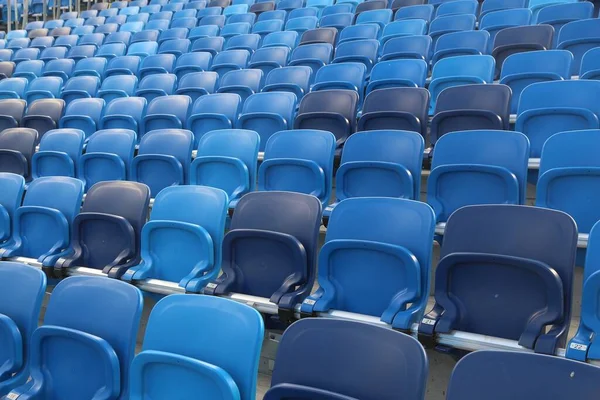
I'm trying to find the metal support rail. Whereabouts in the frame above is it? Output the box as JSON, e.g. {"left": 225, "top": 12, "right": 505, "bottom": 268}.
{"left": 7, "top": 255, "right": 600, "bottom": 366}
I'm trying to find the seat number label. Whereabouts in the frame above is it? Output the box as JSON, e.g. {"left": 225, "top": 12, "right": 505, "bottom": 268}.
{"left": 421, "top": 318, "right": 436, "bottom": 326}
{"left": 569, "top": 343, "right": 588, "bottom": 351}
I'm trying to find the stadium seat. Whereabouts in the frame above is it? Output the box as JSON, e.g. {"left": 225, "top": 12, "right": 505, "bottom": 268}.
{"left": 189, "top": 26, "right": 221, "bottom": 43}
{"left": 217, "top": 69, "right": 263, "bottom": 102}
{"left": 428, "top": 55, "right": 495, "bottom": 113}
{"left": 264, "top": 319, "right": 428, "bottom": 400}
{"left": 380, "top": 19, "right": 427, "bottom": 49}
{"left": 174, "top": 52, "right": 212, "bottom": 80}
{"left": 0, "top": 128, "right": 37, "bottom": 179}
{"left": 517, "top": 80, "right": 600, "bottom": 159}
{"left": 73, "top": 26, "right": 96, "bottom": 36}
{"left": 295, "top": 89, "right": 358, "bottom": 149}
{"left": 432, "top": 30, "right": 489, "bottom": 65}
{"left": 299, "top": 27, "right": 337, "bottom": 46}
{"left": 138, "top": 53, "right": 176, "bottom": 79}
{"left": 0, "top": 78, "right": 28, "bottom": 99}
{"left": 436, "top": 0, "right": 477, "bottom": 16}
{"left": 141, "top": 95, "right": 191, "bottom": 137}
{"left": 332, "top": 39, "right": 378, "bottom": 74}
{"left": 174, "top": 9, "right": 198, "bottom": 19}
{"left": 252, "top": 19, "right": 284, "bottom": 40}
{"left": 581, "top": 47, "right": 600, "bottom": 80}
{"left": 225, "top": 33, "right": 262, "bottom": 53}
{"left": 174, "top": 71, "right": 218, "bottom": 103}
{"left": 288, "top": 7, "right": 319, "bottom": 20}
{"left": 395, "top": 4, "right": 434, "bottom": 23}
{"left": 0, "top": 61, "right": 15, "bottom": 80}
{"left": 12, "top": 48, "right": 41, "bottom": 65}
{"left": 479, "top": 0, "right": 525, "bottom": 19}
{"left": 127, "top": 40, "right": 159, "bottom": 59}
{"left": 356, "top": 10, "right": 393, "bottom": 32}
{"left": 42, "top": 59, "right": 75, "bottom": 82}
{"left": 262, "top": 31, "right": 298, "bottom": 50}
{"left": 96, "top": 42, "right": 127, "bottom": 59}
{"left": 58, "top": 97, "right": 104, "bottom": 139}
{"left": 304, "top": 196, "right": 433, "bottom": 330}
{"left": 209, "top": 49, "right": 250, "bottom": 77}
{"left": 106, "top": 55, "right": 142, "bottom": 77}
{"left": 197, "top": 7, "right": 224, "bottom": 19}
{"left": 23, "top": 75, "right": 64, "bottom": 104}
{"left": 557, "top": 19, "right": 600, "bottom": 76}
{"left": 131, "top": 30, "right": 160, "bottom": 45}
{"left": 228, "top": 12, "right": 257, "bottom": 25}
{"left": 249, "top": 0, "right": 275, "bottom": 15}
{"left": 312, "top": 62, "right": 366, "bottom": 105}
{"left": 262, "top": 65, "right": 312, "bottom": 101}
{"left": 191, "top": 36, "right": 225, "bottom": 55}
{"left": 220, "top": 22, "right": 252, "bottom": 42}
{"left": 105, "top": 31, "right": 132, "bottom": 46}
{"left": 391, "top": 0, "right": 426, "bottom": 13}
{"left": 135, "top": 73, "right": 177, "bottom": 103}
{"left": 205, "top": 191, "right": 322, "bottom": 317}
{"left": 29, "top": 36, "right": 55, "bottom": 51}
{"left": 380, "top": 35, "right": 432, "bottom": 63}
{"left": 190, "top": 129, "right": 260, "bottom": 206}
{"left": 129, "top": 295, "right": 263, "bottom": 399}
{"left": 0, "top": 99, "right": 25, "bottom": 132}
{"left": 288, "top": 42, "right": 332, "bottom": 78}
{"left": 0, "top": 176, "right": 83, "bottom": 265}
{"left": 0, "top": 262, "right": 45, "bottom": 398}
{"left": 31, "top": 128, "right": 83, "bottom": 179}
{"left": 199, "top": 14, "right": 227, "bottom": 28}
{"left": 366, "top": 59, "right": 428, "bottom": 95}
{"left": 338, "top": 23, "right": 380, "bottom": 44}
{"left": 187, "top": 93, "right": 243, "bottom": 147}
{"left": 130, "top": 129, "right": 194, "bottom": 196}
{"left": 6, "top": 276, "right": 142, "bottom": 399}
{"left": 100, "top": 96, "right": 147, "bottom": 133}
{"left": 42, "top": 43, "right": 72, "bottom": 60}
{"left": 7, "top": 38, "right": 30, "bottom": 51}
{"left": 68, "top": 44, "right": 97, "bottom": 62}
{"left": 0, "top": 49, "right": 12, "bottom": 63}
{"left": 22, "top": 99, "right": 65, "bottom": 142}
{"left": 78, "top": 33, "right": 105, "bottom": 48}
{"left": 319, "top": 13, "right": 353, "bottom": 33}
{"left": 358, "top": 87, "right": 429, "bottom": 136}
{"left": 97, "top": 75, "right": 138, "bottom": 104}
{"left": 236, "top": 92, "right": 297, "bottom": 151}
{"left": 419, "top": 204, "right": 576, "bottom": 354}
{"left": 427, "top": 130, "right": 528, "bottom": 222}
{"left": 259, "top": 129, "right": 335, "bottom": 205}
{"left": 248, "top": 46, "right": 289, "bottom": 79}
{"left": 428, "top": 14, "right": 476, "bottom": 57}
{"left": 258, "top": 9, "right": 287, "bottom": 21}
{"left": 60, "top": 76, "right": 101, "bottom": 105}
{"left": 430, "top": 84, "right": 512, "bottom": 146}
{"left": 538, "top": 2, "right": 593, "bottom": 48}
{"left": 278, "top": 0, "right": 304, "bottom": 12}
{"left": 157, "top": 27, "right": 188, "bottom": 45}
{"left": 448, "top": 350, "right": 600, "bottom": 399}
{"left": 73, "top": 57, "right": 107, "bottom": 79}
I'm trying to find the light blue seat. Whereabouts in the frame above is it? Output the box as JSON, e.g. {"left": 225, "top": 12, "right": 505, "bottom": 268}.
{"left": 516, "top": 80, "right": 600, "bottom": 159}
{"left": 139, "top": 53, "right": 176, "bottom": 79}
{"left": 157, "top": 27, "right": 189, "bottom": 45}
{"left": 436, "top": 0, "right": 477, "bottom": 17}
{"left": 101, "top": 96, "right": 146, "bottom": 134}
{"left": 106, "top": 55, "right": 142, "bottom": 77}
{"left": 217, "top": 69, "right": 263, "bottom": 103}
{"left": 366, "top": 59, "right": 428, "bottom": 95}
{"left": 288, "top": 7, "right": 319, "bottom": 20}
{"left": 356, "top": 8, "right": 393, "bottom": 30}
{"left": 247, "top": 46, "right": 288, "bottom": 81}
{"left": 24, "top": 76, "right": 64, "bottom": 103}
{"left": 96, "top": 42, "right": 127, "bottom": 59}
{"left": 288, "top": 42, "right": 332, "bottom": 78}
{"left": 427, "top": 130, "right": 529, "bottom": 223}
{"left": 252, "top": 19, "right": 284, "bottom": 40}
{"left": 173, "top": 9, "right": 198, "bottom": 19}
{"left": 31, "top": 128, "right": 84, "bottom": 178}
{"left": 120, "top": 21, "right": 146, "bottom": 34}
{"left": 312, "top": 62, "right": 366, "bottom": 106}
{"left": 129, "top": 295, "right": 263, "bottom": 400}
{"left": 0, "top": 262, "right": 46, "bottom": 398}
{"left": 12, "top": 60, "right": 44, "bottom": 83}
{"left": 191, "top": 36, "right": 225, "bottom": 56}
{"left": 60, "top": 75, "right": 101, "bottom": 106}
{"left": 225, "top": 33, "right": 261, "bottom": 53}
{"left": 262, "top": 65, "right": 312, "bottom": 101}
{"left": 0, "top": 78, "right": 28, "bottom": 99}
{"left": 538, "top": 1, "right": 593, "bottom": 47}
{"left": 225, "top": 3, "right": 250, "bottom": 16}
{"left": 338, "top": 23, "right": 380, "bottom": 44}
{"left": 428, "top": 55, "right": 495, "bottom": 113}
{"left": 67, "top": 44, "right": 97, "bottom": 62}
{"left": 122, "top": 186, "right": 227, "bottom": 291}
{"left": 78, "top": 33, "right": 105, "bottom": 48}
{"left": 431, "top": 30, "right": 490, "bottom": 65}
{"left": 557, "top": 18, "right": 600, "bottom": 76}
{"left": 42, "top": 58, "right": 76, "bottom": 82}
{"left": 5, "top": 276, "right": 143, "bottom": 400}
{"left": 190, "top": 26, "right": 222, "bottom": 42}
{"left": 210, "top": 49, "right": 250, "bottom": 77}
{"left": 380, "top": 35, "right": 432, "bottom": 63}
{"left": 58, "top": 97, "right": 104, "bottom": 139}
{"left": 174, "top": 52, "right": 213, "bottom": 80}
{"left": 306, "top": 0, "right": 334, "bottom": 15}
{"left": 259, "top": 129, "right": 335, "bottom": 206}
{"left": 12, "top": 48, "right": 40, "bottom": 65}
{"left": 49, "top": 36, "right": 77, "bottom": 52}
{"left": 186, "top": 93, "right": 243, "bottom": 147}
{"left": 257, "top": 9, "right": 287, "bottom": 22}
{"left": 380, "top": 19, "right": 427, "bottom": 49}
{"left": 395, "top": 4, "right": 435, "bottom": 23}
{"left": 303, "top": 196, "right": 434, "bottom": 330}
{"left": 98, "top": 75, "right": 138, "bottom": 104}
{"left": 236, "top": 92, "right": 297, "bottom": 151}
{"left": 480, "top": 8, "right": 532, "bottom": 54}
{"left": 29, "top": 36, "right": 54, "bottom": 51}
{"left": 581, "top": 47, "right": 600, "bottom": 80}
{"left": 175, "top": 71, "right": 218, "bottom": 103}
{"left": 142, "top": 95, "right": 191, "bottom": 137}
{"left": 131, "top": 29, "right": 160, "bottom": 44}
{"left": 319, "top": 13, "right": 353, "bottom": 32}
{"left": 78, "top": 129, "right": 137, "bottom": 187}
{"left": 191, "top": 129, "right": 259, "bottom": 206}
{"left": 529, "top": 0, "right": 578, "bottom": 23}
{"left": 479, "top": 0, "right": 526, "bottom": 19}
{"left": 228, "top": 12, "right": 257, "bottom": 25}
{"left": 199, "top": 14, "right": 226, "bottom": 28}
{"left": 73, "top": 57, "right": 107, "bottom": 79}
{"left": 220, "top": 22, "right": 252, "bottom": 42}
{"left": 127, "top": 40, "right": 158, "bottom": 59}
{"left": 0, "top": 176, "right": 83, "bottom": 267}
{"left": 0, "top": 173, "right": 24, "bottom": 244}
{"left": 135, "top": 72, "right": 177, "bottom": 104}
{"left": 500, "top": 50, "right": 572, "bottom": 114}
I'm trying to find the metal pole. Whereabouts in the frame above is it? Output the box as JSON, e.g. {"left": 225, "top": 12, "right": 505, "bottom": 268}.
{"left": 6, "top": 0, "right": 11, "bottom": 32}
{"left": 13, "top": 0, "right": 19, "bottom": 30}
{"left": 42, "top": 0, "right": 46, "bottom": 22}
{"left": 22, "top": 0, "right": 28, "bottom": 29}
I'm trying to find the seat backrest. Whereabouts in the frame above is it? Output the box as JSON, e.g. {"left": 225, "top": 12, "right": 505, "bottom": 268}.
{"left": 188, "top": 93, "right": 243, "bottom": 145}
{"left": 74, "top": 57, "right": 108, "bottom": 77}
{"left": 314, "top": 62, "right": 366, "bottom": 93}
{"left": 480, "top": 0, "right": 526, "bottom": 18}
{"left": 431, "top": 54, "right": 495, "bottom": 81}
{"left": 334, "top": 39, "right": 379, "bottom": 65}
{"left": 290, "top": 42, "right": 333, "bottom": 64}
{"left": 131, "top": 30, "right": 160, "bottom": 44}
{"left": 500, "top": 49, "right": 573, "bottom": 79}
{"left": 263, "top": 66, "right": 312, "bottom": 98}
{"left": 299, "top": 27, "right": 337, "bottom": 45}
{"left": 23, "top": 176, "right": 84, "bottom": 226}
{"left": 0, "top": 128, "right": 37, "bottom": 177}
{"left": 381, "top": 35, "right": 432, "bottom": 62}
{"left": 267, "top": 319, "right": 428, "bottom": 400}
{"left": 219, "top": 68, "right": 262, "bottom": 92}
{"left": 434, "top": 30, "right": 489, "bottom": 56}
{"left": 339, "top": 23, "right": 380, "bottom": 44}
{"left": 137, "top": 72, "right": 177, "bottom": 94}
{"left": 42, "top": 276, "right": 143, "bottom": 400}
{"left": 395, "top": 4, "right": 435, "bottom": 22}
{"left": 436, "top": 0, "right": 477, "bottom": 17}
{"left": 23, "top": 98, "right": 66, "bottom": 142}
{"left": 447, "top": 351, "right": 600, "bottom": 399}
{"left": 0, "top": 77, "right": 29, "bottom": 99}
{"left": 100, "top": 96, "right": 146, "bottom": 132}
{"left": 144, "top": 95, "right": 191, "bottom": 133}
{"left": 42, "top": 59, "right": 76, "bottom": 80}
{"left": 581, "top": 47, "right": 600, "bottom": 79}
{"left": 383, "top": 19, "right": 427, "bottom": 38}
{"left": 105, "top": 31, "right": 132, "bottom": 45}
{"left": 493, "top": 24, "right": 553, "bottom": 50}
{"left": 61, "top": 97, "right": 104, "bottom": 137}
{"left": 139, "top": 53, "right": 176, "bottom": 77}
{"left": 429, "top": 13, "right": 476, "bottom": 34}
{"left": 0, "top": 99, "right": 26, "bottom": 127}
{"left": 212, "top": 49, "right": 250, "bottom": 67}
{"left": 369, "top": 59, "right": 428, "bottom": 89}
{"left": 225, "top": 34, "right": 261, "bottom": 52}
{"left": 258, "top": 9, "right": 286, "bottom": 21}
{"left": 35, "top": 128, "right": 84, "bottom": 176}
{"left": 85, "top": 128, "right": 137, "bottom": 170}
{"left": 107, "top": 55, "right": 141, "bottom": 76}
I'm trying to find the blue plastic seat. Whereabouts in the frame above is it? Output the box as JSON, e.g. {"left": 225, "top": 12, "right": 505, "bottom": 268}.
{"left": 138, "top": 53, "right": 176, "bottom": 79}
{"left": 312, "top": 62, "right": 366, "bottom": 108}
{"left": 236, "top": 92, "right": 297, "bottom": 151}
{"left": 30, "top": 36, "right": 55, "bottom": 51}
{"left": 131, "top": 29, "right": 160, "bottom": 44}
{"left": 380, "top": 35, "right": 432, "bottom": 63}
{"left": 7, "top": 38, "right": 31, "bottom": 51}
{"left": 217, "top": 69, "right": 263, "bottom": 102}
{"left": 225, "top": 33, "right": 262, "bottom": 53}
{"left": 0, "top": 128, "right": 37, "bottom": 179}
{"left": 262, "top": 65, "right": 311, "bottom": 101}
{"left": 516, "top": 80, "right": 600, "bottom": 159}
{"left": 228, "top": 12, "right": 257, "bottom": 25}
{"left": 96, "top": 42, "right": 127, "bottom": 59}
{"left": 0, "top": 99, "right": 25, "bottom": 132}
{"left": 57, "top": 76, "right": 99, "bottom": 108}
{"left": 427, "top": 130, "right": 528, "bottom": 223}
{"left": 436, "top": 0, "right": 477, "bottom": 16}
{"left": 529, "top": 0, "right": 579, "bottom": 23}
{"left": 72, "top": 58, "right": 106, "bottom": 80}
{"left": 358, "top": 87, "right": 429, "bottom": 137}
{"left": 0, "top": 49, "right": 13, "bottom": 63}
{"left": 355, "top": 0, "right": 386, "bottom": 14}
{"left": 174, "top": 9, "right": 199, "bottom": 19}
{"left": 67, "top": 44, "right": 97, "bottom": 62}
{"left": 428, "top": 14, "right": 476, "bottom": 58}
{"left": 288, "top": 7, "right": 319, "bottom": 20}
{"left": 288, "top": 42, "right": 332, "bottom": 78}
{"left": 175, "top": 71, "right": 218, "bottom": 103}
{"left": 127, "top": 40, "right": 158, "bottom": 59}
{"left": 127, "top": 13, "right": 151, "bottom": 24}
{"left": 581, "top": 47, "right": 600, "bottom": 80}
{"left": 285, "top": 15, "right": 319, "bottom": 36}
{"left": 150, "top": 10, "right": 173, "bottom": 21}
{"left": 162, "top": 3, "right": 185, "bottom": 12}
{"left": 58, "top": 98, "right": 104, "bottom": 139}
{"left": 557, "top": 19, "right": 600, "bottom": 76}
{"left": 0, "top": 78, "right": 28, "bottom": 99}
{"left": 77, "top": 128, "right": 136, "bottom": 188}
{"left": 0, "top": 262, "right": 46, "bottom": 397}
{"left": 158, "top": 39, "right": 191, "bottom": 58}
{"left": 0, "top": 61, "right": 15, "bottom": 80}
{"left": 430, "top": 84, "right": 512, "bottom": 146}
{"left": 199, "top": 14, "right": 226, "bottom": 27}
{"left": 299, "top": 28, "right": 337, "bottom": 48}
{"left": 197, "top": 6, "right": 224, "bottom": 19}
{"left": 366, "top": 59, "right": 428, "bottom": 95}
{"left": 97, "top": 75, "right": 138, "bottom": 104}
{"left": 252, "top": 19, "right": 284, "bottom": 40}
{"left": 95, "top": 23, "right": 120, "bottom": 35}
{"left": 538, "top": 2, "right": 593, "bottom": 47}
{"left": 30, "top": 128, "right": 83, "bottom": 179}
{"left": 428, "top": 55, "right": 495, "bottom": 113}
{"left": 141, "top": 95, "right": 189, "bottom": 138}
{"left": 338, "top": 23, "right": 380, "bottom": 44}
{"left": 395, "top": 4, "right": 434, "bottom": 23}
{"left": 28, "top": 29, "right": 49, "bottom": 39}
{"left": 142, "top": 2, "right": 162, "bottom": 10}
{"left": 106, "top": 55, "right": 141, "bottom": 77}
{"left": 100, "top": 97, "right": 146, "bottom": 134}
{"left": 130, "top": 129, "right": 194, "bottom": 196}
{"left": 157, "top": 27, "right": 188, "bottom": 45}
{"left": 22, "top": 99, "right": 65, "bottom": 142}
{"left": 54, "top": 181, "right": 150, "bottom": 278}
{"left": 129, "top": 295, "right": 263, "bottom": 399}
{"left": 73, "top": 26, "right": 96, "bottom": 37}
{"left": 209, "top": 49, "right": 250, "bottom": 76}
{"left": 191, "top": 129, "right": 259, "bottom": 206}
{"left": 258, "top": 9, "right": 287, "bottom": 21}
{"left": 12, "top": 48, "right": 41, "bottom": 65}
{"left": 265, "top": 319, "right": 428, "bottom": 400}
{"left": 432, "top": 30, "right": 489, "bottom": 65}
{"left": 122, "top": 185, "right": 227, "bottom": 290}
{"left": 248, "top": 46, "right": 289, "bottom": 80}
{"left": 186, "top": 93, "right": 242, "bottom": 147}
{"left": 305, "top": 197, "right": 434, "bottom": 331}
{"left": 500, "top": 50, "right": 572, "bottom": 114}
{"left": 259, "top": 129, "right": 335, "bottom": 205}
{"left": 449, "top": 350, "right": 600, "bottom": 399}
{"left": 189, "top": 25, "right": 221, "bottom": 42}
{"left": 191, "top": 36, "right": 225, "bottom": 56}
{"left": 135, "top": 73, "right": 177, "bottom": 103}
{"left": 380, "top": 19, "right": 428, "bottom": 49}
{"left": 205, "top": 191, "right": 322, "bottom": 316}
{"left": 6, "top": 276, "right": 142, "bottom": 399}
{"left": 356, "top": 9, "right": 392, "bottom": 30}
{"left": 320, "top": 13, "right": 354, "bottom": 33}
{"left": 323, "top": 3, "right": 353, "bottom": 15}
{"left": 332, "top": 39, "right": 378, "bottom": 74}
{"left": 41, "top": 58, "right": 75, "bottom": 82}
{"left": 419, "top": 204, "right": 576, "bottom": 355}
{"left": 46, "top": 37, "right": 75, "bottom": 53}
{"left": 78, "top": 32, "right": 105, "bottom": 48}
{"left": 173, "top": 52, "right": 212, "bottom": 80}
{"left": 24, "top": 76, "right": 64, "bottom": 104}
{"left": 0, "top": 176, "right": 83, "bottom": 267}
{"left": 480, "top": 0, "right": 526, "bottom": 19}
{"left": 278, "top": 0, "right": 303, "bottom": 11}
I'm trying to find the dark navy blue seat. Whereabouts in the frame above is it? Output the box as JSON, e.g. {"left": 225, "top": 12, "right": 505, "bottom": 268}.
{"left": 54, "top": 181, "right": 150, "bottom": 278}
{"left": 537, "top": 2, "right": 593, "bottom": 47}
{"left": 0, "top": 99, "right": 25, "bottom": 132}
{"left": 448, "top": 351, "right": 600, "bottom": 399}
{"left": 264, "top": 319, "right": 428, "bottom": 400}
{"left": 142, "top": 95, "right": 192, "bottom": 137}
{"left": 58, "top": 97, "right": 105, "bottom": 139}
{"left": 22, "top": 99, "right": 66, "bottom": 143}
{"left": 0, "top": 128, "right": 37, "bottom": 179}
{"left": 31, "top": 129, "right": 83, "bottom": 179}
{"left": 298, "top": 27, "right": 337, "bottom": 46}
{"left": 419, "top": 205, "right": 577, "bottom": 355}
{"left": 205, "top": 191, "right": 322, "bottom": 320}
{"left": 262, "top": 66, "right": 312, "bottom": 101}
{"left": 175, "top": 71, "right": 218, "bottom": 103}
{"left": 186, "top": 93, "right": 243, "bottom": 148}
{"left": 217, "top": 69, "right": 263, "bottom": 103}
